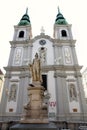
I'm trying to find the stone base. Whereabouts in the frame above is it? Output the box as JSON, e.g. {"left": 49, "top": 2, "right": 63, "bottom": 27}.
{"left": 10, "top": 123, "right": 57, "bottom": 130}
{"left": 29, "top": 81, "right": 43, "bottom": 88}
{"left": 20, "top": 118, "right": 49, "bottom": 124}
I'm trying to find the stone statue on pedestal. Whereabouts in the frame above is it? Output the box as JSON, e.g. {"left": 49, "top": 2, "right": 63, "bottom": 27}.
{"left": 20, "top": 53, "right": 49, "bottom": 123}
{"left": 29, "top": 53, "right": 42, "bottom": 83}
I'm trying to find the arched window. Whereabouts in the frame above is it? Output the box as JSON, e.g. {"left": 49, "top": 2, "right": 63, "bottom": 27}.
{"left": 18, "top": 31, "right": 24, "bottom": 38}
{"left": 61, "top": 30, "right": 67, "bottom": 37}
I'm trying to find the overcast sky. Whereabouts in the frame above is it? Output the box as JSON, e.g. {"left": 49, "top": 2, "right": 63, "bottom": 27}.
{"left": 0, "top": 0, "right": 87, "bottom": 73}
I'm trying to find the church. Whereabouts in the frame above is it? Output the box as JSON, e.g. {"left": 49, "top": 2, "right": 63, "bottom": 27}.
{"left": 0, "top": 8, "right": 87, "bottom": 129}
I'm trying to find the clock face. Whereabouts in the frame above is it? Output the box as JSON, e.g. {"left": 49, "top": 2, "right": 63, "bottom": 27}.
{"left": 39, "top": 40, "right": 46, "bottom": 45}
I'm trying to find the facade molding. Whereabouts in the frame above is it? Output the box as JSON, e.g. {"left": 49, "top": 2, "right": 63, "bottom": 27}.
{"left": 4, "top": 65, "right": 82, "bottom": 72}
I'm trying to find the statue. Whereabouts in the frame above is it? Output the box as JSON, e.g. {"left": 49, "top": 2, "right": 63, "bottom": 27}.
{"left": 29, "top": 53, "right": 42, "bottom": 82}
{"left": 20, "top": 53, "right": 49, "bottom": 123}
{"left": 69, "top": 84, "right": 77, "bottom": 101}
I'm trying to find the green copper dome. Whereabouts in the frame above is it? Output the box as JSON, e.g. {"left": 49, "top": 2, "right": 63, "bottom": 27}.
{"left": 55, "top": 7, "right": 68, "bottom": 25}
{"left": 18, "top": 8, "right": 31, "bottom": 26}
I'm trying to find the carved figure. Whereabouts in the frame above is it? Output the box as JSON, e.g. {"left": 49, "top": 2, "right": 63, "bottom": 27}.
{"left": 39, "top": 47, "right": 47, "bottom": 64}
{"left": 24, "top": 102, "right": 31, "bottom": 110}
{"left": 29, "top": 53, "right": 42, "bottom": 82}
{"left": 64, "top": 47, "right": 72, "bottom": 64}
{"left": 69, "top": 84, "right": 77, "bottom": 101}
{"left": 8, "top": 85, "right": 17, "bottom": 102}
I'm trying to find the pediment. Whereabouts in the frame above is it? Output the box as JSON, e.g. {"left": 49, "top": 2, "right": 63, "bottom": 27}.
{"left": 32, "top": 34, "right": 54, "bottom": 43}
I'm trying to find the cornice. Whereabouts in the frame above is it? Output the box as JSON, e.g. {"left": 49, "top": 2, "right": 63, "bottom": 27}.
{"left": 4, "top": 67, "right": 30, "bottom": 79}
{"left": 74, "top": 72, "right": 82, "bottom": 77}
{"left": 58, "top": 39, "right": 75, "bottom": 43}
{"left": 4, "top": 66, "right": 28, "bottom": 71}
{"left": 4, "top": 65, "right": 82, "bottom": 79}
{"left": 42, "top": 65, "right": 82, "bottom": 72}
{"left": 19, "top": 73, "right": 31, "bottom": 78}
{"left": 53, "top": 39, "right": 76, "bottom": 44}
{"left": 5, "top": 73, "right": 31, "bottom": 79}
{"left": 4, "top": 65, "right": 82, "bottom": 72}
{"left": 10, "top": 41, "right": 33, "bottom": 48}
{"left": 54, "top": 24, "right": 72, "bottom": 28}
{"left": 10, "top": 36, "right": 76, "bottom": 47}
{"left": 53, "top": 42, "right": 76, "bottom": 47}
{"left": 10, "top": 40, "right": 32, "bottom": 44}
{"left": 14, "top": 25, "right": 32, "bottom": 28}
{"left": 54, "top": 71, "right": 66, "bottom": 78}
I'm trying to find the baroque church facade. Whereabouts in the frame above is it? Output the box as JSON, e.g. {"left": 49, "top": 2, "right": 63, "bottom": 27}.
{"left": 0, "top": 8, "right": 87, "bottom": 128}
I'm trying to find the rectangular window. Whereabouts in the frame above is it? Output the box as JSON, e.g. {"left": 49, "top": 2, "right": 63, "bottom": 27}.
{"left": 42, "top": 75, "right": 47, "bottom": 90}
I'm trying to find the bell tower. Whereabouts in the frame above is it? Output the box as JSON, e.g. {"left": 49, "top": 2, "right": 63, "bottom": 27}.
{"left": 54, "top": 7, "right": 73, "bottom": 39}
{"left": 0, "top": 9, "right": 33, "bottom": 120}
{"left": 53, "top": 7, "right": 78, "bottom": 66}
{"left": 8, "top": 8, "right": 32, "bottom": 67}
{"left": 13, "top": 8, "right": 32, "bottom": 42}
{"left": 53, "top": 7, "right": 87, "bottom": 120}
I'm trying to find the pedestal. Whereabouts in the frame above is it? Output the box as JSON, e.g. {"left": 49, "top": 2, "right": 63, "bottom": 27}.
{"left": 20, "top": 82, "right": 49, "bottom": 123}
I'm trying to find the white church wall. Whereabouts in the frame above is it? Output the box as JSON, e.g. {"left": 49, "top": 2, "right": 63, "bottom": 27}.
{"left": 47, "top": 71, "right": 57, "bottom": 119}
{"left": 69, "top": 100, "right": 81, "bottom": 113}
{"left": 32, "top": 39, "right": 54, "bottom": 65}
{"left": 66, "top": 76, "right": 81, "bottom": 113}
{"left": 11, "top": 71, "right": 20, "bottom": 75}
{"left": 6, "top": 100, "right": 18, "bottom": 113}
{"left": 13, "top": 47, "right": 23, "bottom": 66}
{"left": 62, "top": 46, "right": 73, "bottom": 65}
{"left": 6, "top": 77, "right": 19, "bottom": 113}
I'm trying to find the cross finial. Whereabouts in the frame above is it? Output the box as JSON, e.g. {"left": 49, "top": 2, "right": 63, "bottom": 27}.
{"left": 58, "top": 6, "right": 60, "bottom": 13}
{"left": 26, "top": 8, "right": 28, "bottom": 14}
{"left": 41, "top": 26, "right": 45, "bottom": 34}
